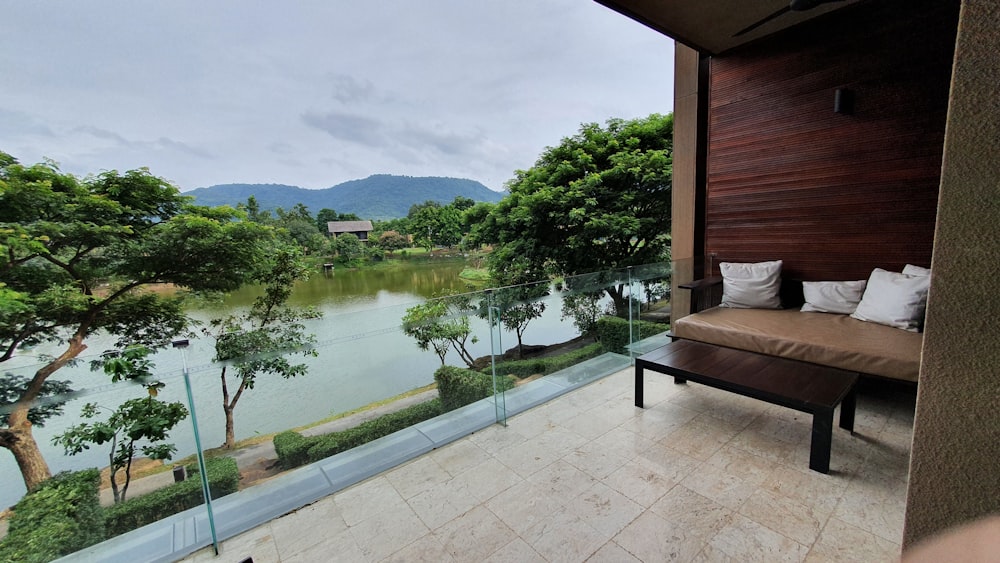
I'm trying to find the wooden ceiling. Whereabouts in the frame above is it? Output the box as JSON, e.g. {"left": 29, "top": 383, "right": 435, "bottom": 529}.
{"left": 594, "top": 0, "right": 864, "bottom": 55}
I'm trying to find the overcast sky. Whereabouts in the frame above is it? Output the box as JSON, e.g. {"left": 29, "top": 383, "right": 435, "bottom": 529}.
{"left": 1, "top": 1, "right": 673, "bottom": 192}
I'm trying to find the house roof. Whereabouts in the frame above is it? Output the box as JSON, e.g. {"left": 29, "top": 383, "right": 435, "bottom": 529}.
{"left": 327, "top": 220, "right": 373, "bottom": 233}
{"left": 595, "top": 0, "right": 862, "bottom": 55}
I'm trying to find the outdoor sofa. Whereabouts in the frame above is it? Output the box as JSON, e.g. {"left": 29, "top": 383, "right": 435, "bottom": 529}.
{"left": 672, "top": 260, "right": 928, "bottom": 384}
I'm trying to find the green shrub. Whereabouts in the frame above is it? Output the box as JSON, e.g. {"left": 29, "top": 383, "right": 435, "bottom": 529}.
{"left": 274, "top": 399, "right": 445, "bottom": 469}
{"left": 435, "top": 365, "right": 515, "bottom": 411}
{"left": 0, "top": 469, "right": 104, "bottom": 562}
{"left": 274, "top": 430, "right": 312, "bottom": 469}
{"left": 103, "top": 457, "right": 239, "bottom": 538}
{"left": 487, "top": 343, "right": 605, "bottom": 379}
{"left": 595, "top": 316, "right": 669, "bottom": 354}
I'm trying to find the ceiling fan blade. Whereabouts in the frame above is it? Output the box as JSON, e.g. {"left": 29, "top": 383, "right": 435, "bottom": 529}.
{"left": 733, "top": 5, "right": 791, "bottom": 37}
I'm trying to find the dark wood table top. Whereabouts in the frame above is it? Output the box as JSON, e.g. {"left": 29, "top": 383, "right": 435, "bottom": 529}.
{"left": 636, "top": 340, "right": 858, "bottom": 411}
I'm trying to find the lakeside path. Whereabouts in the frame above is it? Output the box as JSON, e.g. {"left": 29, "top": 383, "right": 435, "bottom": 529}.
{"left": 98, "top": 388, "right": 440, "bottom": 507}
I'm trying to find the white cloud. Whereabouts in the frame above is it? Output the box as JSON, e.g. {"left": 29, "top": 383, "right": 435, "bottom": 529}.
{"left": 0, "top": 0, "right": 674, "bottom": 191}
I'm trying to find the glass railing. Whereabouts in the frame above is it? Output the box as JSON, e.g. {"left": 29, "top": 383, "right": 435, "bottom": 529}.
{"left": 0, "top": 261, "right": 671, "bottom": 561}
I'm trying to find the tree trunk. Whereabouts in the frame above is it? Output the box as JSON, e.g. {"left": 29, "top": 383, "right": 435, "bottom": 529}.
{"left": 2, "top": 335, "right": 88, "bottom": 492}
{"left": 606, "top": 285, "right": 629, "bottom": 317}
{"left": 4, "top": 422, "right": 52, "bottom": 493}
{"left": 224, "top": 406, "right": 236, "bottom": 449}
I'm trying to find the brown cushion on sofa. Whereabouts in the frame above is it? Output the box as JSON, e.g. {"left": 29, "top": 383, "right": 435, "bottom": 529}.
{"left": 673, "top": 307, "right": 921, "bottom": 382}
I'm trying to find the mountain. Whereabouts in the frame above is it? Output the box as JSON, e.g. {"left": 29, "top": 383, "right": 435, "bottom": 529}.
{"left": 184, "top": 175, "right": 505, "bottom": 220}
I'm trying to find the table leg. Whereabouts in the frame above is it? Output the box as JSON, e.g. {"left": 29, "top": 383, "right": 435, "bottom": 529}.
{"left": 635, "top": 364, "right": 644, "bottom": 408}
{"left": 810, "top": 407, "right": 834, "bottom": 474}
{"left": 839, "top": 388, "right": 857, "bottom": 432}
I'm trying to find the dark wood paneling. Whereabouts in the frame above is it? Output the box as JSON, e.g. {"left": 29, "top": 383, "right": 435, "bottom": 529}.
{"left": 704, "top": 0, "right": 959, "bottom": 281}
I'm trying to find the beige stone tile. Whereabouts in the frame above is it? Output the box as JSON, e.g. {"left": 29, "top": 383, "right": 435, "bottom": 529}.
{"left": 565, "top": 482, "right": 644, "bottom": 538}
{"left": 485, "top": 481, "right": 564, "bottom": 536}
{"left": 586, "top": 540, "right": 641, "bottom": 563}
{"left": 561, "top": 408, "right": 627, "bottom": 440}
{"left": 283, "top": 527, "right": 364, "bottom": 563}
{"left": 335, "top": 476, "right": 407, "bottom": 526}
{"left": 494, "top": 425, "right": 587, "bottom": 478}
{"left": 429, "top": 438, "right": 493, "bottom": 477}
{"left": 384, "top": 455, "right": 450, "bottom": 500}
{"left": 602, "top": 456, "right": 679, "bottom": 508}
{"left": 637, "top": 442, "right": 702, "bottom": 483}
{"left": 434, "top": 505, "right": 518, "bottom": 561}
{"left": 739, "top": 488, "right": 825, "bottom": 546}
{"left": 194, "top": 524, "right": 279, "bottom": 563}
{"left": 449, "top": 458, "right": 523, "bottom": 504}
{"left": 348, "top": 501, "right": 430, "bottom": 562}
{"left": 468, "top": 422, "right": 530, "bottom": 456}
{"left": 761, "top": 464, "right": 849, "bottom": 518}
{"left": 270, "top": 496, "right": 347, "bottom": 559}
{"left": 522, "top": 505, "right": 609, "bottom": 563}
{"left": 707, "top": 513, "right": 809, "bottom": 562}
{"left": 660, "top": 414, "right": 743, "bottom": 461}
{"left": 613, "top": 510, "right": 715, "bottom": 562}
{"left": 833, "top": 472, "right": 907, "bottom": 543}
{"left": 623, "top": 402, "right": 701, "bottom": 441}
{"left": 647, "top": 484, "right": 734, "bottom": 539}
{"left": 482, "top": 538, "right": 547, "bottom": 563}
{"left": 526, "top": 458, "right": 599, "bottom": 501}
{"left": 805, "top": 517, "right": 901, "bottom": 563}
{"left": 705, "top": 445, "right": 781, "bottom": 487}
{"left": 680, "top": 463, "right": 757, "bottom": 511}
{"left": 744, "top": 410, "right": 812, "bottom": 444}
{"left": 381, "top": 533, "right": 455, "bottom": 563}
{"left": 407, "top": 477, "right": 479, "bottom": 530}
{"left": 563, "top": 431, "right": 637, "bottom": 480}
{"left": 729, "top": 429, "right": 802, "bottom": 464}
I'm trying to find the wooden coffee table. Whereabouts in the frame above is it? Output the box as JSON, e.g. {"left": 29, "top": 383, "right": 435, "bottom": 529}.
{"left": 635, "top": 340, "right": 858, "bottom": 473}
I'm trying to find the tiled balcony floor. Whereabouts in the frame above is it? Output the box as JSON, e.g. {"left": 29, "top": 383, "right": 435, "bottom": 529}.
{"left": 183, "top": 367, "right": 914, "bottom": 562}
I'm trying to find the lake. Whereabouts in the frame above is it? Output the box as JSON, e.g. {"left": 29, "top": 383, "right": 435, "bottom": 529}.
{"left": 0, "top": 257, "right": 580, "bottom": 507}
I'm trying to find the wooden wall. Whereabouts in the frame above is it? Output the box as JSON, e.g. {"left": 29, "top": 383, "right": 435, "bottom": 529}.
{"left": 703, "top": 0, "right": 960, "bottom": 281}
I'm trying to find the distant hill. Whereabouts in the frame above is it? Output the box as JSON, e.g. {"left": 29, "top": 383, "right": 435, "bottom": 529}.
{"left": 184, "top": 175, "right": 505, "bottom": 220}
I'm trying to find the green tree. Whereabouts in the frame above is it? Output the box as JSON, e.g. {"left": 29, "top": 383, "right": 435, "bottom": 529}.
{"left": 402, "top": 292, "right": 479, "bottom": 367}
{"left": 316, "top": 208, "right": 339, "bottom": 233}
{"left": 0, "top": 152, "right": 271, "bottom": 491}
{"left": 481, "top": 114, "right": 673, "bottom": 314}
{"left": 482, "top": 284, "right": 548, "bottom": 359}
{"left": 204, "top": 247, "right": 320, "bottom": 449}
{"left": 409, "top": 201, "right": 463, "bottom": 249}
{"left": 333, "top": 233, "right": 365, "bottom": 262}
{"left": 53, "top": 345, "right": 187, "bottom": 504}
{"left": 377, "top": 230, "right": 409, "bottom": 255}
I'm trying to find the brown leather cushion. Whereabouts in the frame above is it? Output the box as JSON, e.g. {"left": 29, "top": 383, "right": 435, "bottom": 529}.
{"left": 673, "top": 307, "right": 921, "bottom": 382}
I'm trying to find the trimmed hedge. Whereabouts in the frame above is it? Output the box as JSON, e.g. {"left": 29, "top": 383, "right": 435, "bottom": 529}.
{"left": 486, "top": 343, "right": 605, "bottom": 379}
{"left": 435, "top": 365, "right": 515, "bottom": 411}
{"left": 596, "top": 316, "right": 669, "bottom": 354}
{"left": 103, "top": 457, "right": 240, "bottom": 538}
{"left": 0, "top": 469, "right": 104, "bottom": 562}
{"left": 274, "top": 399, "right": 445, "bottom": 470}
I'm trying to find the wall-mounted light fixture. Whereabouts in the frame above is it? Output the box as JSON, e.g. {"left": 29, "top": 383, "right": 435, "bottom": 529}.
{"left": 834, "top": 88, "right": 854, "bottom": 115}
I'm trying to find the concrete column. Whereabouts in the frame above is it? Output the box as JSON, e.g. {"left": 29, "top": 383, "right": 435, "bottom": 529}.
{"left": 671, "top": 43, "right": 702, "bottom": 326}
{"left": 903, "top": 0, "right": 1000, "bottom": 547}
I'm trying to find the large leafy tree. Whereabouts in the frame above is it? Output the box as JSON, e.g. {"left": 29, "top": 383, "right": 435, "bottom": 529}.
{"left": 480, "top": 114, "right": 673, "bottom": 314}
{"left": 0, "top": 152, "right": 271, "bottom": 491}
{"left": 203, "top": 246, "right": 320, "bottom": 449}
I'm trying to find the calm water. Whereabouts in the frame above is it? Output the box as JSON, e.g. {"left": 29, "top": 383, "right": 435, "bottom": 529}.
{"left": 1, "top": 258, "right": 578, "bottom": 507}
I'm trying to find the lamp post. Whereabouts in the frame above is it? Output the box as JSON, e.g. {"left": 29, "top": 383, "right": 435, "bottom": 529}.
{"left": 172, "top": 339, "right": 219, "bottom": 555}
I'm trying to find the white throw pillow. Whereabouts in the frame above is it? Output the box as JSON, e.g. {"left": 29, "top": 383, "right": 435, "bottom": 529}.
{"left": 851, "top": 268, "right": 930, "bottom": 332}
{"left": 903, "top": 264, "right": 931, "bottom": 277}
{"left": 800, "top": 280, "right": 867, "bottom": 314}
{"left": 719, "top": 260, "right": 783, "bottom": 309}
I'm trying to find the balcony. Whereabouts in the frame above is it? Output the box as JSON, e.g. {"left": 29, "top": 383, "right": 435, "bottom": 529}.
{"left": 0, "top": 262, "right": 913, "bottom": 561}
{"left": 175, "top": 365, "right": 911, "bottom": 562}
